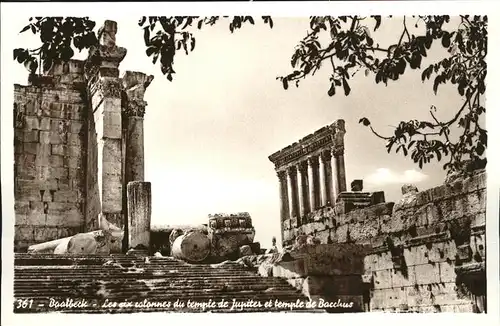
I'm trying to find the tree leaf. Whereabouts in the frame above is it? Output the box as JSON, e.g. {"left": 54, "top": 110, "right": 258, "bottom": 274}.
{"left": 282, "top": 78, "right": 289, "bottom": 90}
{"left": 146, "top": 46, "right": 156, "bottom": 57}
{"left": 143, "top": 28, "right": 151, "bottom": 46}
{"left": 373, "top": 16, "right": 381, "bottom": 31}
{"left": 359, "top": 117, "right": 371, "bottom": 126}
{"left": 328, "top": 83, "right": 336, "bottom": 96}
{"left": 342, "top": 78, "right": 351, "bottom": 96}
{"left": 441, "top": 32, "right": 451, "bottom": 48}
{"left": 191, "top": 37, "right": 196, "bottom": 51}
{"left": 19, "top": 25, "right": 31, "bottom": 33}
{"left": 476, "top": 143, "right": 485, "bottom": 156}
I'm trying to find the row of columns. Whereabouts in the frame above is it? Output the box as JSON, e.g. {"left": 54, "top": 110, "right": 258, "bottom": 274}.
{"left": 277, "top": 148, "right": 346, "bottom": 223}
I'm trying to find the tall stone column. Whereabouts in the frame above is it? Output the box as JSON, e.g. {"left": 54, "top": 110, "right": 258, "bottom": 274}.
{"left": 286, "top": 168, "right": 295, "bottom": 219}
{"left": 277, "top": 171, "right": 287, "bottom": 222}
{"left": 277, "top": 171, "right": 287, "bottom": 245}
{"left": 332, "top": 119, "right": 347, "bottom": 193}
{"left": 307, "top": 157, "right": 316, "bottom": 212}
{"left": 122, "top": 71, "right": 154, "bottom": 183}
{"left": 323, "top": 150, "right": 333, "bottom": 206}
{"left": 318, "top": 152, "right": 327, "bottom": 207}
{"left": 296, "top": 162, "right": 306, "bottom": 221}
{"left": 85, "top": 20, "right": 127, "bottom": 230}
{"left": 127, "top": 181, "right": 151, "bottom": 250}
{"left": 337, "top": 153, "right": 347, "bottom": 193}
{"left": 330, "top": 148, "right": 340, "bottom": 204}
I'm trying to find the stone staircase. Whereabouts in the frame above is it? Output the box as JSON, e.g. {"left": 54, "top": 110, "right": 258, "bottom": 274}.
{"left": 13, "top": 253, "right": 322, "bottom": 313}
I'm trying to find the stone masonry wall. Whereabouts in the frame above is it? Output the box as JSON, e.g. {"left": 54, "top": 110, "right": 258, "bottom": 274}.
{"left": 281, "top": 171, "right": 486, "bottom": 312}
{"left": 14, "top": 60, "right": 88, "bottom": 251}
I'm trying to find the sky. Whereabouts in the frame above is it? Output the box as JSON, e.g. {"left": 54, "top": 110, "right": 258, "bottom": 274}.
{"left": 7, "top": 16, "right": 469, "bottom": 248}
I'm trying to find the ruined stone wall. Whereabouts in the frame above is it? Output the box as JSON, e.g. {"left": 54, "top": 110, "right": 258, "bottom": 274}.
{"left": 281, "top": 171, "right": 486, "bottom": 312}
{"left": 14, "top": 60, "right": 88, "bottom": 251}
{"left": 13, "top": 21, "right": 154, "bottom": 254}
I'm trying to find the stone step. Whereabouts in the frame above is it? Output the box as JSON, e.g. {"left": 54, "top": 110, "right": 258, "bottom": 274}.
{"left": 14, "top": 278, "right": 291, "bottom": 285}
{"left": 13, "top": 254, "right": 312, "bottom": 313}
{"left": 14, "top": 282, "right": 296, "bottom": 291}
{"left": 14, "top": 288, "right": 299, "bottom": 296}
{"left": 15, "top": 290, "right": 302, "bottom": 299}
{"left": 14, "top": 265, "right": 252, "bottom": 271}
{"left": 14, "top": 273, "right": 276, "bottom": 280}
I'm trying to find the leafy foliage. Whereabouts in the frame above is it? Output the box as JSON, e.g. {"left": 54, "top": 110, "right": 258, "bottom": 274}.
{"left": 278, "top": 15, "right": 487, "bottom": 176}
{"left": 14, "top": 16, "right": 273, "bottom": 82}
{"left": 14, "top": 17, "right": 98, "bottom": 73}
{"left": 13, "top": 15, "right": 487, "bottom": 176}
{"left": 138, "top": 16, "right": 273, "bottom": 81}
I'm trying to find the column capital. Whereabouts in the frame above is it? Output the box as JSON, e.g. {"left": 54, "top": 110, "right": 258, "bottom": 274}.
{"left": 331, "top": 145, "right": 345, "bottom": 157}
{"left": 321, "top": 149, "right": 332, "bottom": 161}
{"left": 277, "top": 170, "right": 287, "bottom": 180}
{"left": 123, "top": 99, "right": 147, "bottom": 117}
{"left": 331, "top": 119, "right": 346, "bottom": 152}
{"left": 307, "top": 156, "right": 318, "bottom": 167}
{"left": 99, "top": 78, "right": 122, "bottom": 98}
{"left": 319, "top": 150, "right": 330, "bottom": 163}
{"left": 286, "top": 166, "right": 297, "bottom": 176}
{"left": 121, "top": 71, "right": 154, "bottom": 118}
{"left": 296, "top": 160, "right": 308, "bottom": 173}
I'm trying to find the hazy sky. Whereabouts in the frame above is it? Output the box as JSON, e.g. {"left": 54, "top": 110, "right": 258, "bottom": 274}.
{"left": 8, "top": 16, "right": 468, "bottom": 248}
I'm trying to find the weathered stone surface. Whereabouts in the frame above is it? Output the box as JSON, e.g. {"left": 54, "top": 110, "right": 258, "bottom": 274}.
{"left": 171, "top": 230, "right": 211, "bottom": 263}
{"left": 270, "top": 167, "right": 486, "bottom": 312}
{"left": 238, "top": 244, "right": 253, "bottom": 257}
{"left": 127, "top": 181, "right": 151, "bottom": 250}
{"left": 14, "top": 79, "right": 88, "bottom": 251}
{"left": 208, "top": 213, "right": 256, "bottom": 259}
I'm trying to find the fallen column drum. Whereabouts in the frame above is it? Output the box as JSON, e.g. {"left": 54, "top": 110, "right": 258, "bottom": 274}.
{"left": 171, "top": 230, "right": 211, "bottom": 263}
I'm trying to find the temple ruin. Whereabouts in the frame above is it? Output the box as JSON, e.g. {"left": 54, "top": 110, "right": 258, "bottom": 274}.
{"left": 268, "top": 120, "right": 487, "bottom": 313}
{"left": 14, "top": 20, "right": 153, "bottom": 253}
{"left": 11, "top": 20, "right": 487, "bottom": 314}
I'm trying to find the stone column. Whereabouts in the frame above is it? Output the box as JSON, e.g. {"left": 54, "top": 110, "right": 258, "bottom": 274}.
{"left": 277, "top": 171, "right": 287, "bottom": 222}
{"left": 318, "top": 152, "right": 327, "bottom": 207}
{"left": 296, "top": 162, "right": 306, "bottom": 220}
{"left": 330, "top": 148, "right": 340, "bottom": 203}
{"left": 337, "top": 153, "right": 347, "bottom": 193}
{"left": 85, "top": 20, "right": 127, "bottom": 230}
{"left": 127, "top": 181, "right": 152, "bottom": 250}
{"left": 286, "top": 168, "right": 294, "bottom": 219}
{"left": 122, "top": 71, "right": 154, "bottom": 183}
{"left": 277, "top": 171, "right": 287, "bottom": 246}
{"left": 332, "top": 119, "right": 347, "bottom": 193}
{"left": 307, "top": 157, "right": 316, "bottom": 212}
{"left": 323, "top": 150, "right": 333, "bottom": 206}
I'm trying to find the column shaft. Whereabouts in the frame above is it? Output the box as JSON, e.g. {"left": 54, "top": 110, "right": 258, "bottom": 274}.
{"left": 278, "top": 172, "right": 287, "bottom": 222}
{"left": 307, "top": 158, "right": 316, "bottom": 212}
{"left": 297, "top": 164, "right": 305, "bottom": 220}
{"left": 318, "top": 153, "right": 327, "bottom": 206}
{"left": 331, "top": 150, "right": 340, "bottom": 203}
{"left": 277, "top": 172, "right": 287, "bottom": 246}
{"left": 337, "top": 153, "right": 347, "bottom": 192}
{"left": 127, "top": 181, "right": 151, "bottom": 250}
{"left": 286, "top": 169, "right": 294, "bottom": 219}
{"left": 125, "top": 116, "right": 144, "bottom": 182}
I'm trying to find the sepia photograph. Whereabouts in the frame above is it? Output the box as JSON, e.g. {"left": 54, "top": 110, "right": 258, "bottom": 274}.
{"left": 1, "top": 1, "right": 498, "bottom": 324}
